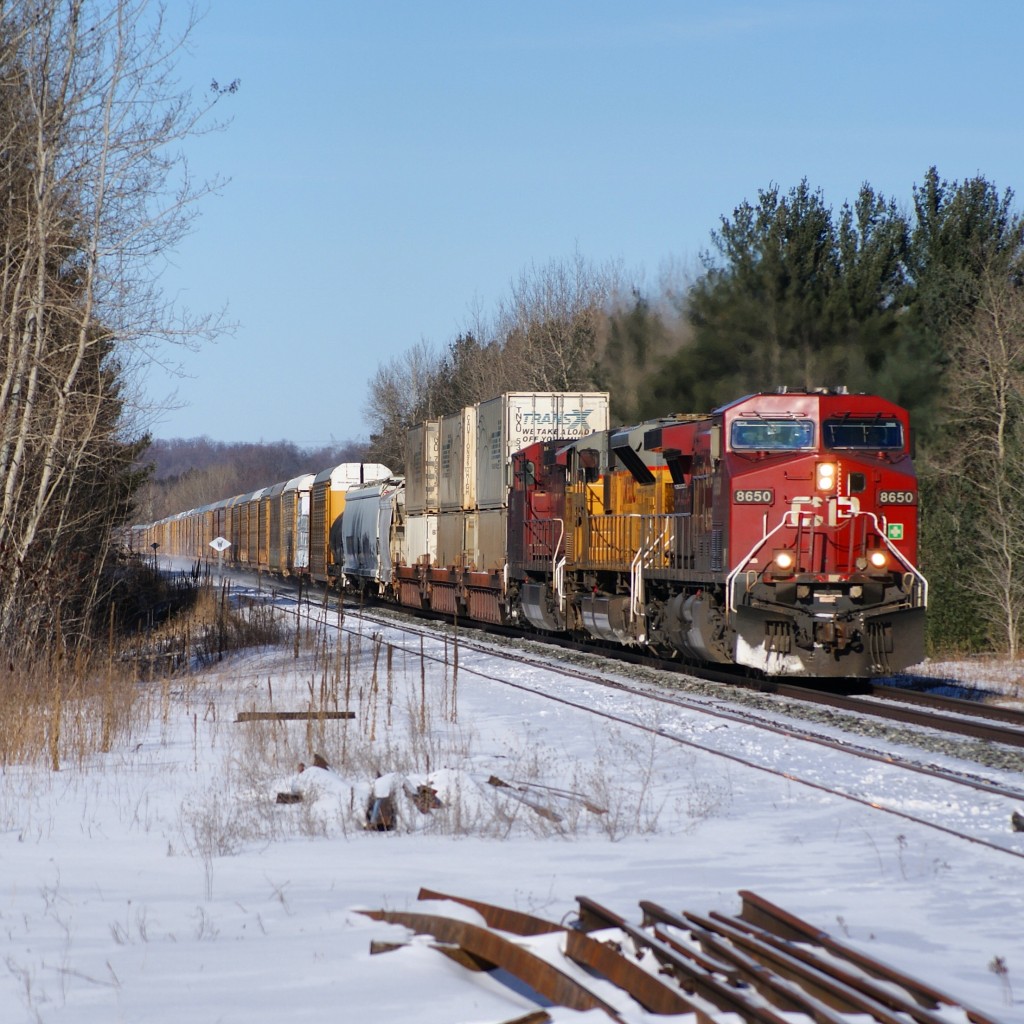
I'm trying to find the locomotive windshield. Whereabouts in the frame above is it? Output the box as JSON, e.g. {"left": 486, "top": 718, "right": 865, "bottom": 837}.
{"left": 730, "top": 418, "right": 814, "bottom": 451}
{"left": 823, "top": 418, "right": 904, "bottom": 450}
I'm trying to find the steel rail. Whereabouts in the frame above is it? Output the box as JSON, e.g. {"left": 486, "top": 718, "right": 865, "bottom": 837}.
{"left": 263, "top": 591, "right": 1024, "bottom": 858}
{"left": 214, "top": 575, "right": 1024, "bottom": 857}
{"left": 356, "top": 907, "right": 624, "bottom": 1019}
{"left": 734, "top": 890, "right": 1003, "bottom": 1024}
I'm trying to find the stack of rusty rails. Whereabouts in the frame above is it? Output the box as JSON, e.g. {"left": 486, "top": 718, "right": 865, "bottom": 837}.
{"left": 359, "top": 888, "right": 1006, "bottom": 1024}
{"left": 731, "top": 890, "right": 1002, "bottom": 1024}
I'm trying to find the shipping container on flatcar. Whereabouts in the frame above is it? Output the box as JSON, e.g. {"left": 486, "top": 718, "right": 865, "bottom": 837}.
{"left": 405, "top": 420, "right": 440, "bottom": 515}
{"left": 474, "top": 392, "right": 610, "bottom": 509}
{"left": 436, "top": 510, "right": 465, "bottom": 569}
{"left": 438, "top": 406, "right": 477, "bottom": 511}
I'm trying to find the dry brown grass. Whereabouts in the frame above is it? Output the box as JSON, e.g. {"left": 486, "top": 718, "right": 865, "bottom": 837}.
{"left": 0, "top": 646, "right": 146, "bottom": 771}
{"left": 0, "top": 580, "right": 286, "bottom": 772}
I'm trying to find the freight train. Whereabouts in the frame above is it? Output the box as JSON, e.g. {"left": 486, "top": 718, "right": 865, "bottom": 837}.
{"left": 131, "top": 387, "right": 927, "bottom": 678}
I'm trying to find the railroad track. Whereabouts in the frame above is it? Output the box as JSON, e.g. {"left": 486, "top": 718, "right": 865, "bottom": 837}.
{"left": 764, "top": 680, "right": 1024, "bottom": 750}
{"left": 193, "top": 572, "right": 1024, "bottom": 841}
{"left": 360, "top": 887, "right": 1005, "bottom": 1024}
{"left": 331, "top": 591, "right": 1024, "bottom": 754}
{"left": 197, "top": 562, "right": 1024, "bottom": 752}
{"left": 275, "top": 585, "right": 1024, "bottom": 760}
{"left": 212, "top": 578, "right": 1024, "bottom": 847}
{"left": 247, "top": 590, "right": 1024, "bottom": 857}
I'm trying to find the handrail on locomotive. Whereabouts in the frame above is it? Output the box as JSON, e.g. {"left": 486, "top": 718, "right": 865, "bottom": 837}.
{"left": 726, "top": 507, "right": 928, "bottom": 617}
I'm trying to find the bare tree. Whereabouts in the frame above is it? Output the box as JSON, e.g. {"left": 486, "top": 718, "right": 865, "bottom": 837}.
{"left": 943, "top": 273, "right": 1024, "bottom": 656}
{"left": 492, "top": 251, "right": 620, "bottom": 392}
{"left": 363, "top": 339, "right": 442, "bottom": 471}
{"left": 0, "top": 0, "right": 232, "bottom": 647}
{"left": 362, "top": 252, "right": 622, "bottom": 468}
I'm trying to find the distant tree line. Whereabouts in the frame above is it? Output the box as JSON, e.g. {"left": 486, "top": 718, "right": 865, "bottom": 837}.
{"left": 366, "top": 169, "right": 1024, "bottom": 656}
{"left": 138, "top": 438, "right": 369, "bottom": 523}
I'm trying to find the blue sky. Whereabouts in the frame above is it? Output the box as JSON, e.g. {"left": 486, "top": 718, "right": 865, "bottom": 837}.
{"left": 145, "top": 0, "right": 1024, "bottom": 446}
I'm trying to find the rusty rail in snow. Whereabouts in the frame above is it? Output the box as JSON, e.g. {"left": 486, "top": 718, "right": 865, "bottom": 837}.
{"left": 356, "top": 888, "right": 1008, "bottom": 1024}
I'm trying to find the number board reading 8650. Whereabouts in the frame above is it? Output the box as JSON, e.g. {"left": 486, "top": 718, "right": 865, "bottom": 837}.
{"left": 879, "top": 490, "right": 916, "bottom": 505}
{"left": 733, "top": 488, "right": 773, "bottom": 504}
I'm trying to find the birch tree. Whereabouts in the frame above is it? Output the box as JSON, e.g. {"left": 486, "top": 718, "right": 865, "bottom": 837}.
{"left": 0, "top": 0, "right": 231, "bottom": 648}
{"left": 941, "top": 275, "right": 1024, "bottom": 656}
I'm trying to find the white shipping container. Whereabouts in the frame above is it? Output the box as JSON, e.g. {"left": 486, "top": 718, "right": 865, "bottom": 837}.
{"left": 404, "top": 513, "right": 438, "bottom": 567}
{"left": 466, "top": 508, "right": 507, "bottom": 572}
{"left": 436, "top": 511, "right": 465, "bottom": 569}
{"left": 475, "top": 392, "right": 610, "bottom": 509}
{"left": 405, "top": 420, "right": 440, "bottom": 514}
{"left": 439, "top": 406, "right": 479, "bottom": 510}
{"left": 438, "top": 412, "right": 465, "bottom": 511}
{"left": 461, "top": 404, "right": 477, "bottom": 510}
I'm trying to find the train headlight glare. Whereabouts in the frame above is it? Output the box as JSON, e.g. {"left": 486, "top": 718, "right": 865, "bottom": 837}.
{"left": 868, "top": 549, "right": 888, "bottom": 569}
{"left": 816, "top": 462, "right": 837, "bottom": 491}
{"left": 773, "top": 549, "right": 796, "bottom": 572}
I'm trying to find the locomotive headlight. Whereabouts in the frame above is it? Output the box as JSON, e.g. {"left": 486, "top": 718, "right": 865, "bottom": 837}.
{"left": 773, "top": 549, "right": 797, "bottom": 572}
{"left": 867, "top": 549, "right": 888, "bottom": 569}
{"left": 815, "top": 461, "right": 837, "bottom": 491}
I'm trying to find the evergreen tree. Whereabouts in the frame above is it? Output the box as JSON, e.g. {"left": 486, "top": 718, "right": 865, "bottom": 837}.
{"left": 655, "top": 181, "right": 911, "bottom": 412}
{"left": 904, "top": 167, "right": 1024, "bottom": 440}
{"left": 904, "top": 169, "right": 1024, "bottom": 651}
{"left": 595, "top": 290, "right": 675, "bottom": 423}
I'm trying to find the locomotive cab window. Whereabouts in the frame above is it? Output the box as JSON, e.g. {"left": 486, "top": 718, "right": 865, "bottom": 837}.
{"left": 823, "top": 418, "right": 903, "bottom": 451}
{"left": 730, "top": 419, "right": 814, "bottom": 451}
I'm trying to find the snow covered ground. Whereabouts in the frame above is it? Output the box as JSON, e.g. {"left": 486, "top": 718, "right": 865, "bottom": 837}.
{"left": 1, "top": 604, "right": 1022, "bottom": 1023}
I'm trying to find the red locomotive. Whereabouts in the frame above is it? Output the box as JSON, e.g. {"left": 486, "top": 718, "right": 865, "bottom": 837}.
{"left": 507, "top": 387, "right": 926, "bottom": 677}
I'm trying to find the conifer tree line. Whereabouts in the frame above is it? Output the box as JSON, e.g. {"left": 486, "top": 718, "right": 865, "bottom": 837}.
{"left": 366, "top": 171, "right": 1024, "bottom": 655}
{"left": 0, "top": 0, "right": 229, "bottom": 653}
